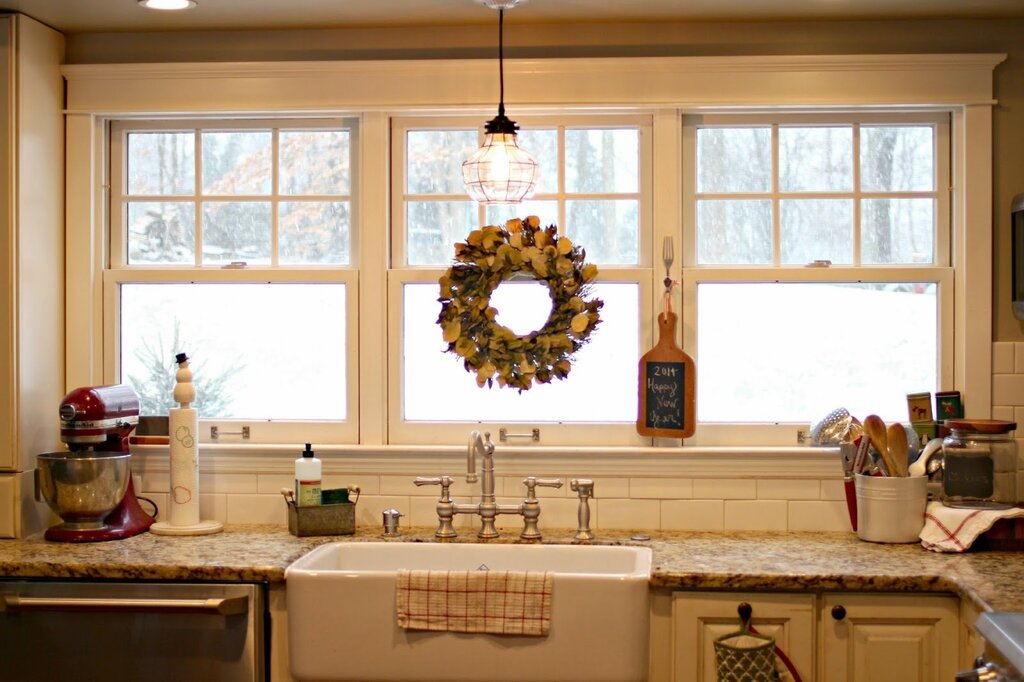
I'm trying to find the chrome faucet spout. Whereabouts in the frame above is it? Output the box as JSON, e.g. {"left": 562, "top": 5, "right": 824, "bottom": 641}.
{"left": 466, "top": 430, "right": 492, "bottom": 484}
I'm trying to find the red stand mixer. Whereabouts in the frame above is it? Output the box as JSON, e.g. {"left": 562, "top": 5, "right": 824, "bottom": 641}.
{"left": 36, "top": 384, "right": 155, "bottom": 542}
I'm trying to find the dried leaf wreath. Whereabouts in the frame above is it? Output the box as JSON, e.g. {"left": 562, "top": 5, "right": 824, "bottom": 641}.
{"left": 438, "top": 216, "right": 604, "bottom": 391}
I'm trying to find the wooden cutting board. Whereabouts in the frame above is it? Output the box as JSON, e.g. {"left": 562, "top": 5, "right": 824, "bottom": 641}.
{"left": 636, "top": 311, "right": 696, "bottom": 438}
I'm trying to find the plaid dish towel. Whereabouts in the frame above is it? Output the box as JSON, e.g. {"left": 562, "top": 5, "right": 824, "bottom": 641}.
{"left": 396, "top": 569, "right": 553, "bottom": 636}
{"left": 920, "top": 501, "right": 1024, "bottom": 552}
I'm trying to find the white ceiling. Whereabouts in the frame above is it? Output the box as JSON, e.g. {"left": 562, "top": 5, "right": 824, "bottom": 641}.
{"left": 5, "top": 0, "right": 1024, "bottom": 34}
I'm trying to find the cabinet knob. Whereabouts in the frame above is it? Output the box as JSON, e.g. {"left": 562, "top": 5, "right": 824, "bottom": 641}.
{"left": 831, "top": 605, "right": 847, "bottom": 621}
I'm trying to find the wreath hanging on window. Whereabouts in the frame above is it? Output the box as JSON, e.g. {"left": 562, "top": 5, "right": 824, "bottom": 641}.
{"left": 438, "top": 216, "right": 603, "bottom": 391}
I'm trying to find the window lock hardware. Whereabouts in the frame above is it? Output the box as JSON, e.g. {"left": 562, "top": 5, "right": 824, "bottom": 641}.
{"left": 805, "top": 259, "right": 832, "bottom": 267}
{"left": 210, "top": 425, "right": 250, "bottom": 440}
{"left": 222, "top": 261, "right": 248, "bottom": 269}
{"left": 498, "top": 427, "right": 540, "bottom": 443}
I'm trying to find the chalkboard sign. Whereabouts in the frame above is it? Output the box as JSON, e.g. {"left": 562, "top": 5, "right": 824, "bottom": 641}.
{"left": 943, "top": 453, "right": 994, "bottom": 500}
{"left": 637, "top": 312, "right": 695, "bottom": 438}
{"left": 643, "top": 361, "right": 686, "bottom": 430}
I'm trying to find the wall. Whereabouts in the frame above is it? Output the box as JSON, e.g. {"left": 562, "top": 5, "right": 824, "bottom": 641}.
{"left": 54, "top": 18, "right": 1024, "bottom": 533}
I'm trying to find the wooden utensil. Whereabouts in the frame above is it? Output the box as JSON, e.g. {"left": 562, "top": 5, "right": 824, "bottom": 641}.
{"left": 886, "top": 422, "right": 910, "bottom": 477}
{"left": 636, "top": 311, "right": 695, "bottom": 438}
{"left": 863, "top": 414, "right": 900, "bottom": 476}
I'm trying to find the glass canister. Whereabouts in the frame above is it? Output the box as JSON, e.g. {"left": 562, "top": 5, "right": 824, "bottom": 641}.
{"left": 940, "top": 419, "right": 1017, "bottom": 509}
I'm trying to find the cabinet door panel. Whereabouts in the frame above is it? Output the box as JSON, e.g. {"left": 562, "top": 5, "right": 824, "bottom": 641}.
{"left": 821, "top": 593, "right": 959, "bottom": 682}
{"left": 672, "top": 591, "right": 814, "bottom": 682}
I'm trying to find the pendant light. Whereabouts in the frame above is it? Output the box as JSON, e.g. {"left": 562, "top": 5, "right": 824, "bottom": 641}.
{"left": 462, "top": 1, "right": 539, "bottom": 205}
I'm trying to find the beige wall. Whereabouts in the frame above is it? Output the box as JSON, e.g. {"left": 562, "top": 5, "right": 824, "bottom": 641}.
{"left": 64, "top": 18, "right": 1024, "bottom": 339}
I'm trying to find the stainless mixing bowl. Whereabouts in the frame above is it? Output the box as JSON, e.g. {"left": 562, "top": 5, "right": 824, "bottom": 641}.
{"left": 36, "top": 452, "right": 131, "bottom": 530}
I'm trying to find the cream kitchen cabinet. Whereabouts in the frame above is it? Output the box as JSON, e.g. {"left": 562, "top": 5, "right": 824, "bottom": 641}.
{"left": 0, "top": 12, "right": 65, "bottom": 538}
{"left": 820, "top": 593, "right": 959, "bottom": 681}
{"left": 670, "top": 591, "right": 959, "bottom": 682}
{"left": 671, "top": 592, "right": 816, "bottom": 682}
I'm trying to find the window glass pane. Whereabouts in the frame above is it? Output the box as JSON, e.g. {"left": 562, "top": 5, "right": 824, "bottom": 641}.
{"left": 279, "top": 201, "right": 350, "bottom": 265}
{"left": 697, "top": 281, "right": 937, "bottom": 423}
{"left": 202, "top": 201, "right": 271, "bottom": 264}
{"left": 402, "top": 281, "right": 638, "bottom": 422}
{"left": 127, "top": 201, "right": 195, "bottom": 264}
{"left": 779, "top": 126, "right": 853, "bottom": 192}
{"left": 406, "top": 200, "right": 477, "bottom": 266}
{"left": 120, "top": 283, "right": 346, "bottom": 420}
{"left": 515, "top": 129, "right": 558, "bottom": 195}
{"left": 565, "top": 199, "right": 638, "bottom": 265}
{"left": 486, "top": 200, "right": 558, "bottom": 228}
{"left": 565, "top": 129, "right": 639, "bottom": 193}
{"left": 861, "top": 126, "right": 934, "bottom": 192}
{"left": 127, "top": 132, "right": 194, "bottom": 195}
{"left": 696, "top": 199, "right": 771, "bottom": 265}
{"left": 862, "top": 198, "right": 935, "bottom": 265}
{"left": 280, "top": 130, "right": 350, "bottom": 195}
{"left": 780, "top": 198, "right": 853, "bottom": 265}
{"left": 696, "top": 127, "right": 770, "bottom": 193}
{"left": 201, "top": 131, "right": 272, "bottom": 195}
{"left": 407, "top": 130, "right": 478, "bottom": 194}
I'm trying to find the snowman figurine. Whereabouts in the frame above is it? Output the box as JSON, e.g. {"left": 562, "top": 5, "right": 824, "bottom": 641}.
{"left": 173, "top": 352, "right": 196, "bottom": 409}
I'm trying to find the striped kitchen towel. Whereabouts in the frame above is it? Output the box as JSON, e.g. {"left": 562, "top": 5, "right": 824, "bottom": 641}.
{"left": 396, "top": 569, "right": 553, "bottom": 636}
{"left": 920, "top": 501, "right": 1024, "bottom": 552}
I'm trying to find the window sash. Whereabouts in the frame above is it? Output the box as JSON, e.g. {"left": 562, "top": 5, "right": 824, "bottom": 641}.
{"left": 106, "top": 118, "right": 360, "bottom": 444}
{"left": 680, "top": 111, "right": 953, "bottom": 445}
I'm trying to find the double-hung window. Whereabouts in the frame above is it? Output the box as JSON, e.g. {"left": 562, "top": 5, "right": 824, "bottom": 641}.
{"left": 682, "top": 112, "right": 952, "bottom": 445}
{"left": 107, "top": 119, "right": 360, "bottom": 443}
{"left": 389, "top": 115, "right": 654, "bottom": 445}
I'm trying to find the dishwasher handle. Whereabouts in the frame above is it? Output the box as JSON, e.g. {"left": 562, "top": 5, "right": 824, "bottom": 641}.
{"left": 1, "top": 594, "right": 249, "bottom": 616}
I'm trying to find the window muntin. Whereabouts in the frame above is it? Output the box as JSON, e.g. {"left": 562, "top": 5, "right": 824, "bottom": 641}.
{"left": 683, "top": 113, "right": 951, "bottom": 441}
{"left": 108, "top": 119, "right": 358, "bottom": 443}
{"left": 390, "top": 115, "right": 652, "bottom": 445}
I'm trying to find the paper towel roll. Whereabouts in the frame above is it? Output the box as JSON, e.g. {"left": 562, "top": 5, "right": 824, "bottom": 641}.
{"left": 168, "top": 407, "right": 200, "bottom": 527}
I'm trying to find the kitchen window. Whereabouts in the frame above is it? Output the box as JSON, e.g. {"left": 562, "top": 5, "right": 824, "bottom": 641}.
{"left": 681, "top": 112, "right": 952, "bottom": 445}
{"left": 388, "top": 116, "right": 653, "bottom": 445}
{"left": 106, "top": 119, "right": 360, "bottom": 443}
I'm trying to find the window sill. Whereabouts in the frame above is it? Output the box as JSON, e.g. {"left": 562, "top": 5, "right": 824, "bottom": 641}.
{"left": 129, "top": 442, "right": 844, "bottom": 479}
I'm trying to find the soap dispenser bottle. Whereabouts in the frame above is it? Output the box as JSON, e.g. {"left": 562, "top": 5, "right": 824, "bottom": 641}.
{"left": 294, "top": 443, "right": 322, "bottom": 507}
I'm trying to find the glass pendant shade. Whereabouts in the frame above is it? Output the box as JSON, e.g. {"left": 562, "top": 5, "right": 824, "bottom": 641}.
{"left": 138, "top": 0, "right": 197, "bottom": 9}
{"left": 462, "top": 5, "right": 539, "bottom": 205}
{"left": 462, "top": 125, "right": 539, "bottom": 205}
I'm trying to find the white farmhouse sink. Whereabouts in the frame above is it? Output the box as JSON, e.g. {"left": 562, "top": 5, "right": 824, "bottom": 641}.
{"left": 285, "top": 541, "right": 652, "bottom": 682}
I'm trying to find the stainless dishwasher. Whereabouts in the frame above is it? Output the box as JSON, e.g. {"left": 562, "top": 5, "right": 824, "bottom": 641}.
{"left": 0, "top": 579, "right": 266, "bottom": 682}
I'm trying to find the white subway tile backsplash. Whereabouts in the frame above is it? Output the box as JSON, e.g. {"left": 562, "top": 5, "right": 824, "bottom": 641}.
{"left": 200, "top": 493, "right": 228, "bottom": 524}
{"left": 787, "top": 500, "right": 851, "bottom": 532}
{"left": 355, "top": 495, "right": 410, "bottom": 528}
{"left": 993, "top": 374, "right": 1024, "bottom": 408}
{"left": 326, "top": 474, "right": 380, "bottom": 496}
{"left": 994, "top": 341, "right": 1015, "bottom": 374}
{"left": 723, "top": 500, "right": 787, "bottom": 531}
{"left": 661, "top": 500, "right": 724, "bottom": 530}
{"left": 694, "top": 478, "right": 757, "bottom": 500}
{"left": 993, "top": 406, "right": 1016, "bottom": 422}
{"left": 820, "top": 479, "right": 846, "bottom": 501}
{"left": 1015, "top": 342, "right": 1024, "bottom": 374}
{"left": 596, "top": 499, "right": 660, "bottom": 529}
{"left": 199, "top": 473, "right": 257, "bottom": 494}
{"left": 630, "top": 478, "right": 693, "bottom": 499}
{"left": 226, "top": 494, "right": 285, "bottom": 525}
{"left": 757, "top": 479, "right": 819, "bottom": 500}
{"left": 380, "top": 475, "right": 422, "bottom": 496}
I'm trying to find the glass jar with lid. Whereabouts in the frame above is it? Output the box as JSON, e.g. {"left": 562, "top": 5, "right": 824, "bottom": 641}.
{"left": 941, "top": 419, "right": 1017, "bottom": 509}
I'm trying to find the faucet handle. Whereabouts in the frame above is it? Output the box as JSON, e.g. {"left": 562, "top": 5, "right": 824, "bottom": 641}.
{"left": 414, "top": 475, "right": 454, "bottom": 502}
{"left": 570, "top": 478, "right": 594, "bottom": 497}
{"left": 523, "top": 476, "right": 563, "bottom": 501}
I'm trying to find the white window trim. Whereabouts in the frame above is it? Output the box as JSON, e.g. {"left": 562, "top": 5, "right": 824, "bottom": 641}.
{"left": 63, "top": 54, "right": 1003, "bottom": 472}
{"left": 680, "top": 111, "right": 954, "bottom": 445}
{"left": 103, "top": 118, "right": 361, "bottom": 443}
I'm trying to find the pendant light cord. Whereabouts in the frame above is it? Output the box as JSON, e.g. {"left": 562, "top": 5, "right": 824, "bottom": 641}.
{"left": 498, "top": 8, "right": 505, "bottom": 119}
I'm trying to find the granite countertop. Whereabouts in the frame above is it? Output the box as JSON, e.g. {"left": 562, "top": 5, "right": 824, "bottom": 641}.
{"left": 1, "top": 525, "right": 1021, "bottom": 614}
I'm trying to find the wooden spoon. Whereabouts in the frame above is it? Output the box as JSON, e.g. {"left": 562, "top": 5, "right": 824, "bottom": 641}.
{"left": 886, "top": 422, "right": 909, "bottom": 477}
{"left": 862, "top": 414, "right": 900, "bottom": 476}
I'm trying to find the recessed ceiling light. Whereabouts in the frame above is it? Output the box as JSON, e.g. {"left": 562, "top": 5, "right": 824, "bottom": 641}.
{"left": 138, "top": 0, "right": 197, "bottom": 10}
